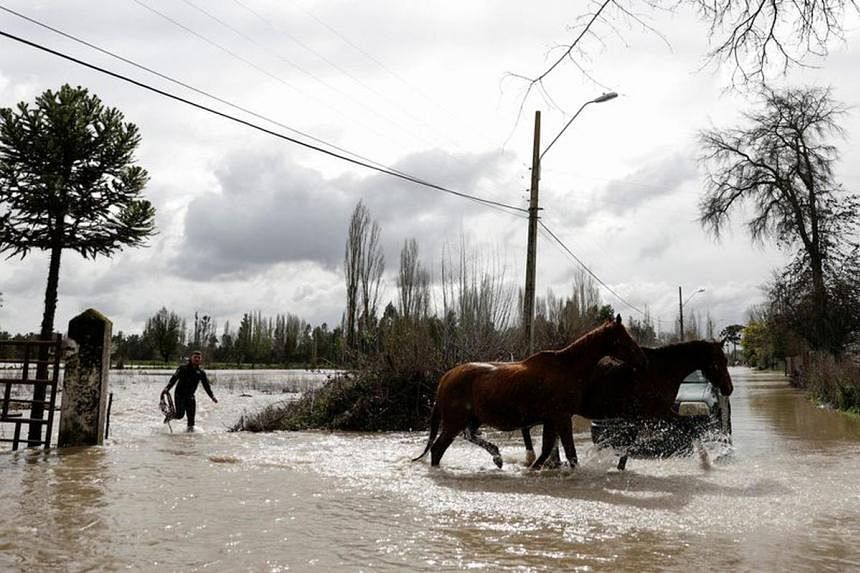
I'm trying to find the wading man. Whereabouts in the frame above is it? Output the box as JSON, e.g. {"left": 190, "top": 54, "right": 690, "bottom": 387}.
{"left": 161, "top": 350, "right": 217, "bottom": 431}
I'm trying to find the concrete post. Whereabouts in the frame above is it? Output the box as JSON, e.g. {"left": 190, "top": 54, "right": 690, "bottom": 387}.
{"left": 58, "top": 309, "right": 112, "bottom": 447}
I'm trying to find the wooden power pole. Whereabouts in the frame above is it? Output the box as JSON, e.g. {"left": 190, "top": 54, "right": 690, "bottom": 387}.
{"left": 523, "top": 111, "right": 541, "bottom": 356}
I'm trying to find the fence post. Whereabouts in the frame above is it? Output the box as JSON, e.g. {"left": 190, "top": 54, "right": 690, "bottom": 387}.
{"left": 58, "top": 309, "right": 112, "bottom": 447}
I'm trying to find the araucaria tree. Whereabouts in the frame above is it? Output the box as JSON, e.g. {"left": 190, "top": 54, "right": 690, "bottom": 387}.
{"left": 0, "top": 84, "right": 156, "bottom": 341}
{"left": 698, "top": 86, "right": 860, "bottom": 353}
{"left": 1, "top": 84, "right": 155, "bottom": 440}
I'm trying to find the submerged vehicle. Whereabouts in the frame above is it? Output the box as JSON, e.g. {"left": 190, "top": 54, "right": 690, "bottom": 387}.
{"left": 590, "top": 370, "right": 732, "bottom": 458}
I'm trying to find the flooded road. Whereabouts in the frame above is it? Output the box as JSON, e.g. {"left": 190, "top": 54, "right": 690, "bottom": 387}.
{"left": 2, "top": 367, "right": 859, "bottom": 571}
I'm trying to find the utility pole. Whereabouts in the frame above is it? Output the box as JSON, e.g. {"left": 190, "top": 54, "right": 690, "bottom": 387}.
{"left": 521, "top": 93, "right": 617, "bottom": 358}
{"left": 523, "top": 110, "right": 541, "bottom": 356}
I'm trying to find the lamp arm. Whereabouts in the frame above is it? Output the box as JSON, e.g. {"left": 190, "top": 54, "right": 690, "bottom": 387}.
{"left": 539, "top": 101, "right": 591, "bottom": 161}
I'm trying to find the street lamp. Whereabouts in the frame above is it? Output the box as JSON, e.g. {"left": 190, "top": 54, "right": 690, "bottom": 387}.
{"left": 678, "top": 286, "right": 705, "bottom": 341}
{"left": 523, "top": 92, "right": 618, "bottom": 355}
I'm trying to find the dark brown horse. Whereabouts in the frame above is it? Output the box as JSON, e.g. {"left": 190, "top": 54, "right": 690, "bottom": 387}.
{"left": 519, "top": 339, "right": 734, "bottom": 467}
{"left": 412, "top": 315, "right": 647, "bottom": 469}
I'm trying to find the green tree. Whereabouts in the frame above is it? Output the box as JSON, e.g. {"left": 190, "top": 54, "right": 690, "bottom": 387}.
{"left": 741, "top": 319, "right": 771, "bottom": 368}
{"left": 144, "top": 307, "right": 183, "bottom": 363}
{"left": 0, "top": 84, "right": 155, "bottom": 342}
{"left": 0, "top": 84, "right": 155, "bottom": 441}
{"left": 236, "top": 311, "right": 272, "bottom": 366}
{"left": 719, "top": 324, "right": 745, "bottom": 362}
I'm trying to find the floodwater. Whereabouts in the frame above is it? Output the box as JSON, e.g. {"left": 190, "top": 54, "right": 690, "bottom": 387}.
{"left": 1, "top": 367, "right": 859, "bottom": 571}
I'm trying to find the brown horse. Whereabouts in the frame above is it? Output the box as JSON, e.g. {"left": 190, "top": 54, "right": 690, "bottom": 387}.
{"left": 519, "top": 339, "right": 734, "bottom": 467}
{"left": 412, "top": 315, "right": 647, "bottom": 469}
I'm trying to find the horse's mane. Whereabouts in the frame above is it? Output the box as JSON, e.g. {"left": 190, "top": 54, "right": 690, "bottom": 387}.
{"left": 555, "top": 320, "right": 615, "bottom": 355}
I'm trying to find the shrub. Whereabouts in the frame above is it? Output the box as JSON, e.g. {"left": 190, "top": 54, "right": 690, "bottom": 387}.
{"left": 804, "top": 353, "right": 860, "bottom": 413}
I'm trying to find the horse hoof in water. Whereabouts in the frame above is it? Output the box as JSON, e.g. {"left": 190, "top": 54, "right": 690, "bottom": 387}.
{"left": 524, "top": 450, "right": 536, "bottom": 467}
{"left": 492, "top": 455, "right": 503, "bottom": 469}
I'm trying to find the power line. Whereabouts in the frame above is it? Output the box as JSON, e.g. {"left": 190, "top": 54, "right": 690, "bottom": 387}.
{"left": 0, "top": 27, "right": 527, "bottom": 215}
{"left": 228, "top": 0, "right": 466, "bottom": 154}
{"left": 0, "top": 4, "right": 411, "bottom": 180}
{"left": 284, "top": 0, "right": 499, "bottom": 151}
{"left": 174, "top": 0, "right": 441, "bottom": 151}
{"left": 128, "top": 0, "right": 400, "bottom": 148}
{"left": 537, "top": 220, "right": 648, "bottom": 316}
{"left": 538, "top": 221, "right": 694, "bottom": 326}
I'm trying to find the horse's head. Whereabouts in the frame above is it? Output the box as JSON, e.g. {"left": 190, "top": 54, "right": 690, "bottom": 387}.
{"left": 702, "top": 340, "right": 733, "bottom": 396}
{"left": 601, "top": 315, "right": 648, "bottom": 371}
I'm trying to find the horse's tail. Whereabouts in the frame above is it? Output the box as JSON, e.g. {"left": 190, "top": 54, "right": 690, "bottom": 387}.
{"left": 412, "top": 401, "right": 440, "bottom": 462}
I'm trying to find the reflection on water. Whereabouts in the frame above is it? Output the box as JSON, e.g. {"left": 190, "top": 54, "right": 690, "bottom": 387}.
{"left": 2, "top": 367, "right": 859, "bottom": 571}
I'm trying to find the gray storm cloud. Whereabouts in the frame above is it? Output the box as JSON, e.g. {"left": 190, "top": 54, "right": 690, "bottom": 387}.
{"left": 171, "top": 147, "right": 518, "bottom": 280}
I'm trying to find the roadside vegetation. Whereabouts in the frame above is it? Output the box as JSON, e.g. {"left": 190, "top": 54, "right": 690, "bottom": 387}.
{"left": 231, "top": 204, "right": 637, "bottom": 432}
{"left": 713, "top": 89, "right": 860, "bottom": 413}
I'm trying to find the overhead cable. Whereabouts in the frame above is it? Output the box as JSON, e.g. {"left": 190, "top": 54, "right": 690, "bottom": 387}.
{"left": 538, "top": 220, "right": 647, "bottom": 316}
{"left": 0, "top": 28, "right": 526, "bottom": 215}
{"left": 0, "top": 4, "right": 414, "bottom": 181}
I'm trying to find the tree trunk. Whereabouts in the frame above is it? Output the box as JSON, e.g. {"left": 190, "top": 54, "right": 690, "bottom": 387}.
{"left": 29, "top": 242, "right": 63, "bottom": 444}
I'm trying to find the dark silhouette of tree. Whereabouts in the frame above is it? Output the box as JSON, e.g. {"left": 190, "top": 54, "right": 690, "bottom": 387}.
{"left": 144, "top": 308, "right": 184, "bottom": 363}
{"left": 343, "top": 200, "right": 384, "bottom": 354}
{"left": 699, "top": 86, "right": 860, "bottom": 353}
{"left": 0, "top": 84, "right": 155, "bottom": 441}
{"left": 0, "top": 85, "right": 155, "bottom": 341}
{"left": 719, "top": 323, "right": 745, "bottom": 361}
{"left": 397, "top": 238, "right": 430, "bottom": 321}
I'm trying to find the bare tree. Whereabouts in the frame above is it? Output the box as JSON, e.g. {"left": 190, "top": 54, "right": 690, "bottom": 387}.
{"left": 511, "top": 0, "right": 858, "bottom": 107}
{"left": 698, "top": 86, "right": 860, "bottom": 352}
{"left": 397, "top": 238, "right": 431, "bottom": 321}
{"left": 343, "top": 200, "right": 385, "bottom": 352}
{"left": 344, "top": 205, "right": 362, "bottom": 350}
{"left": 533, "top": 268, "right": 606, "bottom": 349}
{"left": 359, "top": 217, "right": 385, "bottom": 343}
{"left": 440, "top": 237, "right": 517, "bottom": 360}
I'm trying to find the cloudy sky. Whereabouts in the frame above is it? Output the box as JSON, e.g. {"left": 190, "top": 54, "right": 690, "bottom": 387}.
{"left": 1, "top": 1, "right": 859, "bottom": 339}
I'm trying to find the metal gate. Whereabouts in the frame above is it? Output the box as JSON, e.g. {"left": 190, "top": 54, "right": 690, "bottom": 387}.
{"left": 0, "top": 335, "right": 62, "bottom": 450}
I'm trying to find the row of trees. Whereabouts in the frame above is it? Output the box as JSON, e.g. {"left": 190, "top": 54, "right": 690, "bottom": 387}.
{"left": 108, "top": 309, "right": 342, "bottom": 368}
{"left": 339, "top": 200, "right": 719, "bottom": 366}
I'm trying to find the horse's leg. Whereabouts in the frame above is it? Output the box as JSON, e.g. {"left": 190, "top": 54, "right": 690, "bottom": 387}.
{"left": 463, "top": 422, "right": 503, "bottom": 468}
{"left": 521, "top": 427, "right": 536, "bottom": 466}
{"left": 530, "top": 423, "right": 557, "bottom": 470}
{"left": 545, "top": 438, "right": 562, "bottom": 469}
{"left": 556, "top": 417, "right": 579, "bottom": 469}
{"left": 617, "top": 423, "right": 638, "bottom": 471}
{"left": 694, "top": 438, "right": 711, "bottom": 470}
{"left": 429, "top": 427, "right": 459, "bottom": 467}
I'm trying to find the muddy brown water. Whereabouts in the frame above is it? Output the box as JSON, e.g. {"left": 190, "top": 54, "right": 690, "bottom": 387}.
{"left": 1, "top": 367, "right": 859, "bottom": 571}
